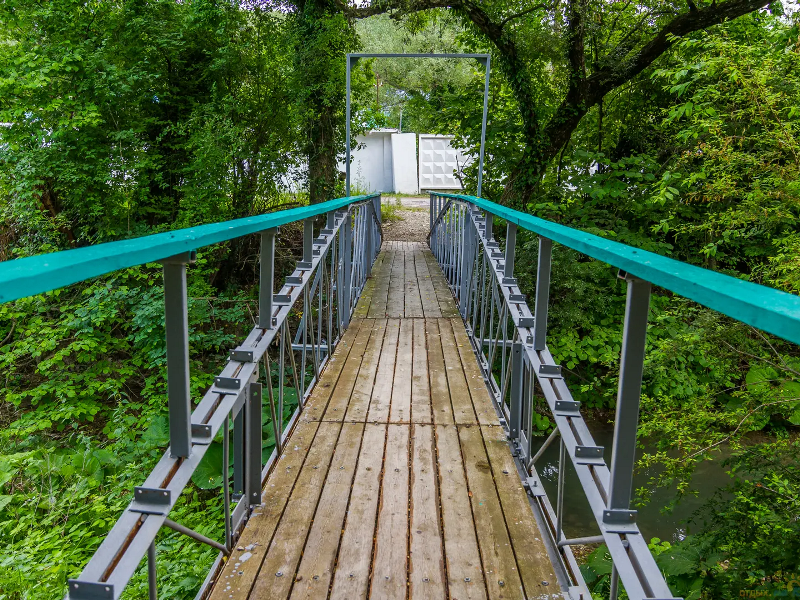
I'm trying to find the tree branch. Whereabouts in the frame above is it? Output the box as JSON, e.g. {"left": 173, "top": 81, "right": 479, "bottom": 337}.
{"left": 499, "top": 3, "right": 551, "bottom": 28}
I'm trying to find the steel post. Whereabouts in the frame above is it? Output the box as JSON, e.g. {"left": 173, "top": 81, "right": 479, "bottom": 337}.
{"left": 162, "top": 254, "right": 193, "bottom": 459}
{"left": 504, "top": 223, "right": 517, "bottom": 279}
{"left": 477, "top": 55, "right": 490, "bottom": 198}
{"left": 233, "top": 410, "right": 244, "bottom": 495}
{"left": 345, "top": 55, "right": 353, "bottom": 197}
{"left": 342, "top": 212, "right": 353, "bottom": 327}
{"left": 245, "top": 382, "right": 263, "bottom": 507}
{"left": 485, "top": 211, "right": 493, "bottom": 241}
{"left": 532, "top": 237, "right": 552, "bottom": 351}
{"left": 147, "top": 542, "right": 157, "bottom": 600}
{"left": 259, "top": 229, "right": 276, "bottom": 329}
{"left": 509, "top": 342, "right": 524, "bottom": 439}
{"left": 607, "top": 275, "right": 651, "bottom": 514}
{"left": 303, "top": 218, "right": 314, "bottom": 266}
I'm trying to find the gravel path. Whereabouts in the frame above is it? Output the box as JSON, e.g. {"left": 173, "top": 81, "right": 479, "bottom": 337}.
{"left": 381, "top": 196, "right": 430, "bottom": 242}
{"left": 382, "top": 209, "right": 429, "bottom": 242}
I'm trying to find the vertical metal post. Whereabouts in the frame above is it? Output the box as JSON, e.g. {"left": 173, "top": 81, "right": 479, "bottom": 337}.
{"left": 147, "top": 542, "right": 157, "bottom": 600}
{"left": 477, "top": 55, "right": 491, "bottom": 198}
{"left": 429, "top": 192, "right": 434, "bottom": 234}
{"left": 504, "top": 223, "right": 517, "bottom": 279}
{"left": 259, "top": 229, "right": 276, "bottom": 329}
{"left": 532, "top": 237, "right": 552, "bottom": 351}
{"left": 342, "top": 211, "right": 353, "bottom": 327}
{"left": 607, "top": 274, "right": 651, "bottom": 513}
{"left": 345, "top": 55, "right": 354, "bottom": 198}
{"left": 609, "top": 566, "right": 620, "bottom": 600}
{"left": 459, "top": 211, "right": 472, "bottom": 314}
{"left": 555, "top": 439, "right": 566, "bottom": 544}
{"left": 162, "top": 253, "right": 193, "bottom": 459}
{"left": 233, "top": 411, "right": 244, "bottom": 495}
{"left": 509, "top": 342, "right": 523, "bottom": 439}
{"left": 485, "top": 211, "right": 493, "bottom": 242}
{"left": 245, "top": 382, "right": 262, "bottom": 507}
{"left": 303, "top": 218, "right": 314, "bottom": 266}
{"left": 223, "top": 414, "right": 231, "bottom": 552}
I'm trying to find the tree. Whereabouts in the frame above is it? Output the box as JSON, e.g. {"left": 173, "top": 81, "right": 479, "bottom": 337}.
{"left": 341, "top": 0, "right": 773, "bottom": 204}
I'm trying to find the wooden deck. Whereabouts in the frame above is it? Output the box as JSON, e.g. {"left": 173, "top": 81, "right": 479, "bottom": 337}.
{"left": 208, "top": 241, "right": 561, "bottom": 600}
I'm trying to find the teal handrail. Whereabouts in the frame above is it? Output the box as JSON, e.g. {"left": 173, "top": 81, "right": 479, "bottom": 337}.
{"left": 440, "top": 192, "right": 800, "bottom": 346}
{"left": 0, "top": 194, "right": 379, "bottom": 304}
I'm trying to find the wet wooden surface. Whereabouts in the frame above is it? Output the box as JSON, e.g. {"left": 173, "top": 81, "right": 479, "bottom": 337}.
{"left": 208, "top": 241, "right": 560, "bottom": 600}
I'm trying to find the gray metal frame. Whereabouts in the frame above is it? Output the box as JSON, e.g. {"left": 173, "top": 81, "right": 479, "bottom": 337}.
{"left": 66, "top": 197, "right": 382, "bottom": 600}
{"left": 345, "top": 53, "right": 491, "bottom": 197}
{"left": 429, "top": 194, "right": 681, "bottom": 600}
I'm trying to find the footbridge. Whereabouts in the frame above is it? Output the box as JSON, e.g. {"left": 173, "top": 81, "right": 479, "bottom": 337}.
{"left": 2, "top": 192, "right": 799, "bottom": 600}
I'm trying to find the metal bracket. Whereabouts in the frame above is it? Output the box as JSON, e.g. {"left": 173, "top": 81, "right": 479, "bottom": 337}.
{"left": 538, "top": 364, "right": 563, "bottom": 379}
{"left": 286, "top": 275, "right": 304, "bottom": 284}
{"left": 524, "top": 474, "right": 547, "bottom": 497}
{"left": 191, "top": 423, "right": 213, "bottom": 445}
{"left": 273, "top": 294, "right": 292, "bottom": 305}
{"left": 66, "top": 580, "right": 114, "bottom": 600}
{"left": 554, "top": 400, "right": 581, "bottom": 416}
{"left": 229, "top": 348, "right": 255, "bottom": 363}
{"left": 314, "top": 236, "right": 328, "bottom": 244}
{"left": 130, "top": 487, "right": 171, "bottom": 515}
{"left": 602, "top": 508, "right": 639, "bottom": 534}
{"left": 502, "top": 277, "right": 517, "bottom": 285}
{"left": 214, "top": 376, "right": 241, "bottom": 391}
{"left": 518, "top": 316, "right": 535, "bottom": 328}
{"left": 509, "top": 294, "right": 526, "bottom": 303}
{"left": 574, "top": 445, "right": 605, "bottom": 465}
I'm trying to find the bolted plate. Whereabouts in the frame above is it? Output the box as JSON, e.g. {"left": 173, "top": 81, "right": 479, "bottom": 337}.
{"left": 602, "top": 508, "right": 639, "bottom": 534}
{"left": 67, "top": 580, "right": 115, "bottom": 600}
{"left": 214, "top": 376, "right": 241, "bottom": 390}
{"left": 574, "top": 445, "right": 605, "bottom": 465}
{"left": 191, "top": 423, "right": 213, "bottom": 445}
{"left": 273, "top": 294, "right": 292, "bottom": 305}
{"left": 286, "top": 275, "right": 303, "bottom": 284}
{"left": 538, "top": 364, "right": 563, "bottom": 379}
{"left": 518, "top": 316, "right": 535, "bottom": 328}
{"left": 229, "top": 348, "right": 254, "bottom": 363}
{"left": 554, "top": 399, "right": 581, "bottom": 416}
{"left": 130, "top": 486, "right": 171, "bottom": 515}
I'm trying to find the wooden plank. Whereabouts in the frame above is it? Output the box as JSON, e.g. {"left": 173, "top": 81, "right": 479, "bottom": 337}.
{"left": 386, "top": 249, "right": 406, "bottom": 318}
{"left": 415, "top": 249, "right": 442, "bottom": 319}
{"left": 246, "top": 421, "right": 342, "bottom": 600}
{"left": 404, "top": 246, "right": 424, "bottom": 318}
{"left": 208, "top": 420, "right": 321, "bottom": 600}
{"left": 330, "top": 423, "right": 387, "bottom": 600}
{"left": 305, "top": 318, "right": 369, "bottom": 422}
{"left": 435, "top": 425, "right": 487, "bottom": 600}
{"left": 458, "top": 425, "right": 525, "bottom": 600}
{"left": 424, "top": 250, "right": 459, "bottom": 317}
{"left": 450, "top": 318, "right": 500, "bottom": 426}
{"left": 355, "top": 251, "right": 387, "bottom": 318}
{"left": 389, "top": 318, "right": 413, "bottom": 423}
{"left": 289, "top": 422, "right": 365, "bottom": 600}
{"left": 409, "top": 424, "right": 446, "bottom": 600}
{"left": 480, "top": 425, "right": 561, "bottom": 597}
{"left": 368, "top": 248, "right": 392, "bottom": 318}
{"left": 438, "top": 319, "right": 478, "bottom": 425}
{"left": 343, "top": 319, "right": 387, "bottom": 422}
{"left": 410, "top": 319, "right": 432, "bottom": 424}
{"left": 425, "top": 320, "right": 454, "bottom": 426}
{"left": 302, "top": 318, "right": 365, "bottom": 421}
{"left": 366, "top": 318, "right": 400, "bottom": 423}
{"left": 369, "top": 424, "right": 410, "bottom": 600}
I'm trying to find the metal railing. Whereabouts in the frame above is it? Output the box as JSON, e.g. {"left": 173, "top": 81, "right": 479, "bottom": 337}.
{"left": 0, "top": 193, "right": 382, "bottom": 600}
{"left": 429, "top": 191, "right": 800, "bottom": 600}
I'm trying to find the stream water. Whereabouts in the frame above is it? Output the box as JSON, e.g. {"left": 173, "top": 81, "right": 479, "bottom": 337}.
{"left": 532, "top": 422, "right": 733, "bottom": 542}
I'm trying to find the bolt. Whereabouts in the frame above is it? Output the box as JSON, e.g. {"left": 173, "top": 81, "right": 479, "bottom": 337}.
{"left": 423, "top": 578, "right": 430, "bottom": 583}
{"left": 465, "top": 577, "right": 471, "bottom": 582}
{"left": 276, "top": 572, "right": 283, "bottom": 577}
{"left": 498, "top": 580, "right": 505, "bottom": 587}
{"left": 541, "top": 580, "right": 549, "bottom": 586}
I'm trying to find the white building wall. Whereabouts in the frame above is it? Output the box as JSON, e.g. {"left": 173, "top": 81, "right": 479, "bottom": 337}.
{"left": 391, "top": 133, "right": 418, "bottom": 194}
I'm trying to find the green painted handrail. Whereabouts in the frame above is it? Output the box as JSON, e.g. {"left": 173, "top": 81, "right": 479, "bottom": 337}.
{"left": 0, "top": 194, "right": 379, "bottom": 305}
{"left": 439, "top": 192, "right": 800, "bottom": 346}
